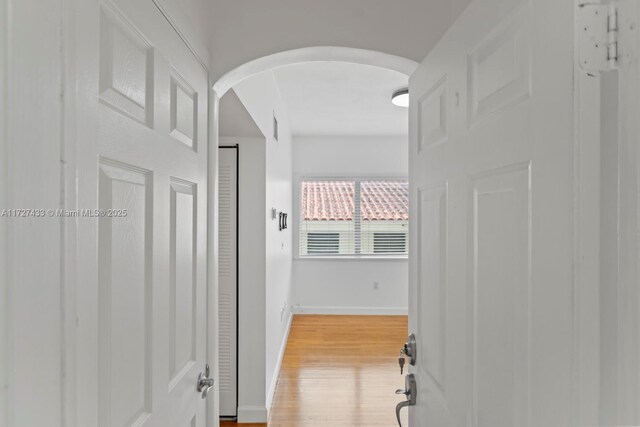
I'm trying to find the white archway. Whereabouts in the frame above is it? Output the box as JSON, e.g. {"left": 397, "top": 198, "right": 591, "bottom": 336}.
{"left": 212, "top": 46, "right": 419, "bottom": 97}
{"left": 209, "top": 46, "right": 417, "bottom": 422}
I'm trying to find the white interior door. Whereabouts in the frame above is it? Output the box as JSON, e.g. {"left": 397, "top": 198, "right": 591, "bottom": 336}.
{"left": 218, "top": 146, "right": 238, "bottom": 417}
{"left": 408, "top": 0, "right": 585, "bottom": 425}
{"left": 73, "top": 1, "right": 210, "bottom": 426}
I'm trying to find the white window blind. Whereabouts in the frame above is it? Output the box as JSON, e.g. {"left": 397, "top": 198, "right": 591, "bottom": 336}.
{"left": 299, "top": 179, "right": 409, "bottom": 257}
{"left": 373, "top": 232, "right": 407, "bottom": 253}
{"left": 307, "top": 233, "right": 340, "bottom": 254}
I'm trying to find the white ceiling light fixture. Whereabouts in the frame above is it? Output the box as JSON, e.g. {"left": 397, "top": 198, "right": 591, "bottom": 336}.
{"left": 391, "top": 88, "right": 409, "bottom": 108}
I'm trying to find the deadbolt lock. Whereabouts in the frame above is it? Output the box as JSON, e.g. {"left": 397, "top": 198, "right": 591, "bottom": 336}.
{"left": 398, "top": 333, "right": 417, "bottom": 374}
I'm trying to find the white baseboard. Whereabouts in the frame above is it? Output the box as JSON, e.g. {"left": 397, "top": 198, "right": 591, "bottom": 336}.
{"left": 291, "top": 305, "right": 408, "bottom": 315}
{"left": 266, "top": 311, "right": 293, "bottom": 413}
{"left": 237, "top": 405, "right": 268, "bottom": 423}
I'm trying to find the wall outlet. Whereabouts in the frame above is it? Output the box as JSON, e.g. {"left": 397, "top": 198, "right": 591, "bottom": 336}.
{"left": 280, "top": 302, "right": 287, "bottom": 321}
{"left": 373, "top": 281, "right": 379, "bottom": 290}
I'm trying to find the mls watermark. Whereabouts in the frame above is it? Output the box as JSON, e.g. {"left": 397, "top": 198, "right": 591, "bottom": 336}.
{"left": 0, "top": 208, "right": 128, "bottom": 218}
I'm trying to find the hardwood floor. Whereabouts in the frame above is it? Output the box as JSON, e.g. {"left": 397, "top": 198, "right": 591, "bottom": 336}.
{"left": 221, "top": 314, "right": 408, "bottom": 427}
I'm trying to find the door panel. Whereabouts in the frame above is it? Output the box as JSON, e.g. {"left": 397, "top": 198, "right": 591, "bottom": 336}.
{"left": 170, "top": 70, "right": 198, "bottom": 149}
{"left": 98, "top": 160, "right": 153, "bottom": 427}
{"left": 467, "top": 10, "right": 530, "bottom": 124}
{"left": 99, "top": 4, "right": 153, "bottom": 127}
{"left": 409, "top": 0, "right": 577, "bottom": 426}
{"left": 169, "top": 179, "right": 198, "bottom": 390}
{"left": 470, "top": 164, "right": 530, "bottom": 427}
{"left": 417, "top": 184, "right": 447, "bottom": 393}
{"left": 75, "top": 1, "right": 209, "bottom": 426}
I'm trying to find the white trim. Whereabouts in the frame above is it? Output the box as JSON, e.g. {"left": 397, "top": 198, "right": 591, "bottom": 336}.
{"left": 237, "top": 405, "right": 269, "bottom": 423}
{"left": 151, "top": 0, "right": 210, "bottom": 71}
{"left": 0, "top": 0, "right": 7, "bottom": 422}
{"left": 266, "top": 311, "right": 293, "bottom": 413}
{"left": 206, "top": 92, "right": 220, "bottom": 425}
{"left": 294, "top": 255, "right": 408, "bottom": 261}
{"left": 62, "top": 1, "right": 79, "bottom": 426}
{"left": 213, "top": 46, "right": 418, "bottom": 96}
{"left": 292, "top": 306, "right": 408, "bottom": 316}
{"left": 572, "top": 0, "right": 602, "bottom": 423}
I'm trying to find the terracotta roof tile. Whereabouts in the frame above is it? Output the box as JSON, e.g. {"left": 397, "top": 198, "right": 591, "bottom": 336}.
{"left": 361, "top": 180, "right": 409, "bottom": 221}
{"left": 301, "top": 181, "right": 354, "bottom": 221}
{"left": 302, "top": 180, "right": 408, "bottom": 221}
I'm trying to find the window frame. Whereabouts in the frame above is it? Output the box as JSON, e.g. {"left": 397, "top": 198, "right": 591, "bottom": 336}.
{"left": 294, "top": 175, "right": 409, "bottom": 260}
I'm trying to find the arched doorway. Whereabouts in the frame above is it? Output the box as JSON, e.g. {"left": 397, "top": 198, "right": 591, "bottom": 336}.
{"left": 212, "top": 46, "right": 418, "bottom": 98}
{"left": 210, "top": 46, "right": 417, "bottom": 424}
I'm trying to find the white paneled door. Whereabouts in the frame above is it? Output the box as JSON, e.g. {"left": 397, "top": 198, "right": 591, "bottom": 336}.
{"left": 218, "top": 147, "right": 238, "bottom": 417}
{"left": 73, "top": 1, "right": 210, "bottom": 427}
{"left": 408, "top": 0, "right": 585, "bottom": 426}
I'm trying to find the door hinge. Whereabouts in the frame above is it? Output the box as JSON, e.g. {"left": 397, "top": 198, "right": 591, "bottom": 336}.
{"left": 579, "top": 3, "right": 619, "bottom": 72}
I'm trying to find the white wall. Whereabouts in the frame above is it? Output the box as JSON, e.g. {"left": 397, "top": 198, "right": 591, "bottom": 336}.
{"left": 292, "top": 260, "right": 409, "bottom": 314}
{"left": 232, "top": 71, "right": 294, "bottom": 415}
{"left": 292, "top": 136, "right": 409, "bottom": 314}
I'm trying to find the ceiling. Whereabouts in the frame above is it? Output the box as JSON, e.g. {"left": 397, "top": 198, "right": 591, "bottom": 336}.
{"left": 207, "top": 0, "right": 472, "bottom": 79}
{"left": 272, "top": 62, "right": 408, "bottom": 136}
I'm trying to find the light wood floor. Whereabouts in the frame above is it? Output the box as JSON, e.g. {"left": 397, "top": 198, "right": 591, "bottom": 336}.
{"left": 221, "top": 314, "right": 408, "bottom": 427}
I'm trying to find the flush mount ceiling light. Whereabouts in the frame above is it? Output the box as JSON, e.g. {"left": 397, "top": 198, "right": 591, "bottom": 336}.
{"left": 391, "top": 88, "right": 409, "bottom": 108}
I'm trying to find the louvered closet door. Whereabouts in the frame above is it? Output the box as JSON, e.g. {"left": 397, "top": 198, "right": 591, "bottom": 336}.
{"left": 74, "top": 1, "right": 210, "bottom": 426}
{"left": 218, "top": 147, "right": 238, "bottom": 417}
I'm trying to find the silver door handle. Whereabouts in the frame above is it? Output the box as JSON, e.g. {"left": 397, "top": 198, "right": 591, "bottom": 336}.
{"left": 396, "top": 401, "right": 411, "bottom": 427}
{"left": 197, "top": 364, "right": 214, "bottom": 399}
{"left": 395, "top": 374, "right": 417, "bottom": 427}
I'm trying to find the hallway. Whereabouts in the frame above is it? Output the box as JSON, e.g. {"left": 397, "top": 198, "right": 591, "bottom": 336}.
{"left": 222, "top": 315, "right": 408, "bottom": 426}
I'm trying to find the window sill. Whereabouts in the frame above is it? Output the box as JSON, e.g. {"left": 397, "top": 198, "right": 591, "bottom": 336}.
{"left": 293, "top": 256, "right": 409, "bottom": 262}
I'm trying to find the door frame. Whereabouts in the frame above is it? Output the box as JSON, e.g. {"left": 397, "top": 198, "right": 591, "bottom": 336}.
{"left": 0, "top": 0, "right": 8, "bottom": 422}
{"left": 572, "top": 0, "right": 602, "bottom": 422}
{"left": 207, "top": 79, "right": 220, "bottom": 427}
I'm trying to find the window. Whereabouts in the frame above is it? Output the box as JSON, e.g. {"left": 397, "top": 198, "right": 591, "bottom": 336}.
{"left": 299, "top": 178, "right": 409, "bottom": 257}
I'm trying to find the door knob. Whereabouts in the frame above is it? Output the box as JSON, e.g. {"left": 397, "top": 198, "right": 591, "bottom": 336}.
{"left": 197, "top": 364, "right": 214, "bottom": 399}
{"left": 395, "top": 374, "right": 417, "bottom": 427}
